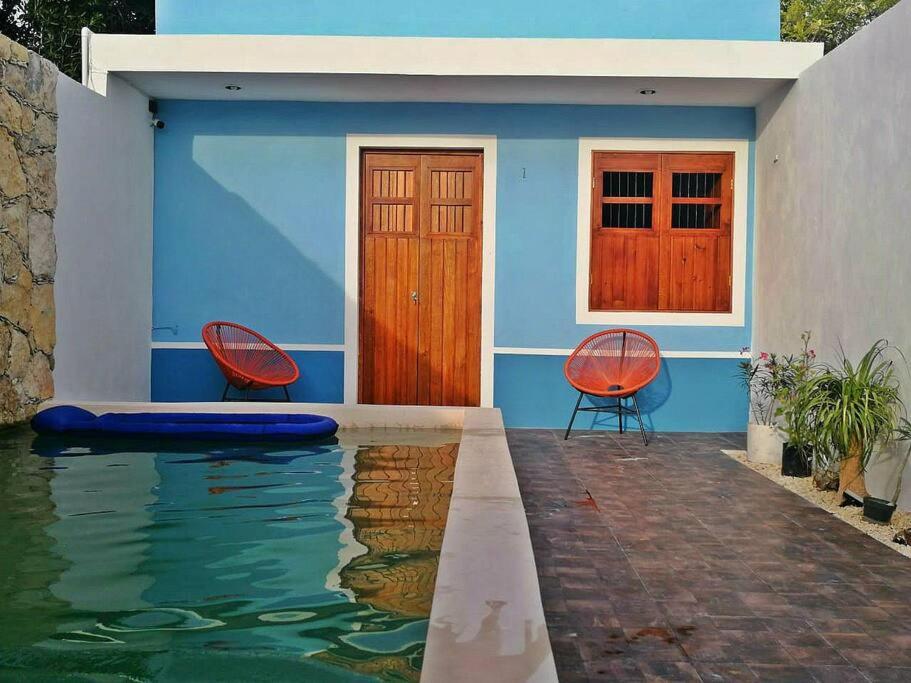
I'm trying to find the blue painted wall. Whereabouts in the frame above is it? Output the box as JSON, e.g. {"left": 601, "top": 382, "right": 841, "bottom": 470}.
{"left": 152, "top": 349, "right": 344, "bottom": 403}
{"left": 153, "top": 101, "right": 755, "bottom": 350}
{"left": 495, "top": 354, "right": 747, "bottom": 432}
{"left": 152, "top": 100, "right": 754, "bottom": 428}
{"left": 155, "top": 0, "right": 780, "bottom": 41}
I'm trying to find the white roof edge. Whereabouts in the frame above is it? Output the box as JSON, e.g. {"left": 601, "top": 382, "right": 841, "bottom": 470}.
{"left": 84, "top": 32, "right": 824, "bottom": 93}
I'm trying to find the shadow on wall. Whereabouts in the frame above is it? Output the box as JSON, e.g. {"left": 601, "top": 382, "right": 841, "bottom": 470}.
{"left": 152, "top": 134, "right": 348, "bottom": 402}
{"left": 494, "top": 353, "right": 746, "bottom": 431}
{"left": 586, "top": 359, "right": 672, "bottom": 433}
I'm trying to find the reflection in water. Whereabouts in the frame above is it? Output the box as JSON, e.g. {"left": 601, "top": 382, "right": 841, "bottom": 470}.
{"left": 316, "top": 443, "right": 458, "bottom": 680}
{"left": 0, "top": 427, "right": 459, "bottom": 682}
{"left": 0, "top": 428, "right": 69, "bottom": 648}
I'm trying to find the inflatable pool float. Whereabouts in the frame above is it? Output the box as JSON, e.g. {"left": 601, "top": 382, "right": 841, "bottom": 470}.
{"left": 31, "top": 406, "right": 339, "bottom": 443}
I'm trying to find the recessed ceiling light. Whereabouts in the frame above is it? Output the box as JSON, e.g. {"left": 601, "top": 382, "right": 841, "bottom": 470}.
{"left": 225, "top": 84, "right": 243, "bottom": 91}
{"left": 639, "top": 89, "right": 657, "bottom": 96}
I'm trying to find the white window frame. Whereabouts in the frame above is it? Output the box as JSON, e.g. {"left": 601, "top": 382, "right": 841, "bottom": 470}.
{"left": 576, "top": 137, "right": 749, "bottom": 327}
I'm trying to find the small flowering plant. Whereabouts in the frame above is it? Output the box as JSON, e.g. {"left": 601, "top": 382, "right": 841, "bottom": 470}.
{"left": 738, "top": 351, "right": 782, "bottom": 426}
{"left": 738, "top": 331, "right": 818, "bottom": 428}
{"left": 773, "top": 331, "right": 819, "bottom": 448}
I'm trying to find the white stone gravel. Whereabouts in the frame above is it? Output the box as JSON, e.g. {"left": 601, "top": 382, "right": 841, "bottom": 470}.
{"left": 723, "top": 449, "right": 911, "bottom": 560}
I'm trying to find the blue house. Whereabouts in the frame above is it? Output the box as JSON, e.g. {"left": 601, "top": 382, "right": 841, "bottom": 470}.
{"left": 80, "top": 0, "right": 822, "bottom": 430}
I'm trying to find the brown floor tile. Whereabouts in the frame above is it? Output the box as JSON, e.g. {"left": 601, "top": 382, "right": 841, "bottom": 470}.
{"left": 506, "top": 429, "right": 911, "bottom": 682}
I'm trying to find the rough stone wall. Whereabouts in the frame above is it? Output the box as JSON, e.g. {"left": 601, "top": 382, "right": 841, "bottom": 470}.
{"left": 0, "top": 34, "right": 58, "bottom": 426}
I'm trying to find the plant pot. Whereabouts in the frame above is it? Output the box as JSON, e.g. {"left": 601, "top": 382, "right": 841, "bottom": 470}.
{"left": 781, "top": 443, "right": 812, "bottom": 478}
{"left": 747, "top": 424, "right": 783, "bottom": 465}
{"left": 863, "top": 496, "right": 897, "bottom": 524}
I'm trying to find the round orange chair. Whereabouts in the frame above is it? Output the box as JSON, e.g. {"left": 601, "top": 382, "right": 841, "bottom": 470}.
{"left": 202, "top": 322, "right": 300, "bottom": 401}
{"left": 563, "top": 329, "right": 661, "bottom": 444}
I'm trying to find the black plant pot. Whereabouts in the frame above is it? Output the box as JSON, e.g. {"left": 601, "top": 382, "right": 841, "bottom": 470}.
{"left": 781, "top": 443, "right": 812, "bottom": 478}
{"left": 863, "top": 496, "right": 897, "bottom": 524}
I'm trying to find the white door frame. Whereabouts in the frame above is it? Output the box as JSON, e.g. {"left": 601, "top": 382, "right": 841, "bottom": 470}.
{"left": 343, "top": 134, "right": 497, "bottom": 407}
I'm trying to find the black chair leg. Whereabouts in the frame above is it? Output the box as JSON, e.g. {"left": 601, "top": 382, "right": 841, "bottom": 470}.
{"left": 632, "top": 393, "right": 648, "bottom": 446}
{"left": 618, "top": 397, "right": 624, "bottom": 434}
{"left": 282, "top": 385, "right": 291, "bottom": 402}
{"left": 564, "top": 392, "right": 584, "bottom": 440}
{"left": 221, "top": 382, "right": 230, "bottom": 402}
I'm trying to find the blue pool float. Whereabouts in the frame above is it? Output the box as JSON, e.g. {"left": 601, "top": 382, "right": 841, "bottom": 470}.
{"left": 32, "top": 406, "right": 339, "bottom": 442}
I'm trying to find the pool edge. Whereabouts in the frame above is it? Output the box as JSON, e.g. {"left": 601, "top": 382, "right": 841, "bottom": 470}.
{"left": 422, "top": 408, "right": 558, "bottom": 683}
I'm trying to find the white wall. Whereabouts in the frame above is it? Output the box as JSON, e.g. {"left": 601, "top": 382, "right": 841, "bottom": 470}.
{"left": 755, "top": 0, "right": 911, "bottom": 506}
{"left": 54, "top": 73, "right": 154, "bottom": 401}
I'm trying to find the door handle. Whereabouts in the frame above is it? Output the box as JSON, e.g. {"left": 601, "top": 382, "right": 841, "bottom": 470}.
{"left": 411, "top": 291, "right": 419, "bottom": 304}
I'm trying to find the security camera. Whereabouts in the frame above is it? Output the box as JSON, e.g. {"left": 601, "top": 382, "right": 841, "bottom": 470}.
{"left": 151, "top": 118, "right": 166, "bottom": 130}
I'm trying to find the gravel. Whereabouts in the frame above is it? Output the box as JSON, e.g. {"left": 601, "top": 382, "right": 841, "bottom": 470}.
{"left": 723, "top": 449, "right": 911, "bottom": 559}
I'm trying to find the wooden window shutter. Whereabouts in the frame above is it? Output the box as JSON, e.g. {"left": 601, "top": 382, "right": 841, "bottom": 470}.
{"left": 589, "top": 153, "right": 661, "bottom": 311}
{"left": 589, "top": 151, "right": 734, "bottom": 313}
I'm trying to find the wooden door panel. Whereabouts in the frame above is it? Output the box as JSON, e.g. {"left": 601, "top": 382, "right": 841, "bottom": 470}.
{"left": 361, "top": 151, "right": 482, "bottom": 407}
{"left": 418, "top": 154, "right": 482, "bottom": 407}
{"left": 360, "top": 153, "right": 421, "bottom": 405}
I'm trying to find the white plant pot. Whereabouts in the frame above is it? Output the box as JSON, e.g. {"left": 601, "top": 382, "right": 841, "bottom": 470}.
{"left": 747, "top": 423, "right": 783, "bottom": 465}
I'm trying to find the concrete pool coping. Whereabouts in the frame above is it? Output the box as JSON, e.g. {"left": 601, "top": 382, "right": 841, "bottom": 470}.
{"left": 56, "top": 402, "right": 558, "bottom": 683}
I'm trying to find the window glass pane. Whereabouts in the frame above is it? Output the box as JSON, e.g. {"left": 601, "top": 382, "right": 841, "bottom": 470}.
{"left": 602, "top": 203, "right": 653, "bottom": 229}
{"left": 672, "top": 204, "right": 721, "bottom": 229}
{"left": 672, "top": 172, "right": 722, "bottom": 198}
{"left": 603, "top": 171, "right": 653, "bottom": 198}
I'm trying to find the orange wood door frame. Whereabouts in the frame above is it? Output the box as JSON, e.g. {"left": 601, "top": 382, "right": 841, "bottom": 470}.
{"left": 359, "top": 150, "right": 483, "bottom": 406}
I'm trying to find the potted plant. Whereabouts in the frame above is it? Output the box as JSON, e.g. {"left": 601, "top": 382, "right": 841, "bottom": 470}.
{"left": 738, "top": 352, "right": 783, "bottom": 464}
{"left": 862, "top": 418, "right": 911, "bottom": 524}
{"left": 774, "top": 332, "right": 818, "bottom": 477}
{"left": 809, "top": 340, "right": 902, "bottom": 504}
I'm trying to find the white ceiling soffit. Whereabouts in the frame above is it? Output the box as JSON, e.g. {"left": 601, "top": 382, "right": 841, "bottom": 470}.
{"left": 84, "top": 32, "right": 824, "bottom": 106}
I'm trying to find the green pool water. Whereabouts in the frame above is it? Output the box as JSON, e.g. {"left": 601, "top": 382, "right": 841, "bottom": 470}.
{"left": 0, "top": 426, "right": 460, "bottom": 682}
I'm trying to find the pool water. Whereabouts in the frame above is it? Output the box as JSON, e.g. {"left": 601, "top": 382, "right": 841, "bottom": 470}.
{"left": 0, "top": 426, "right": 460, "bottom": 682}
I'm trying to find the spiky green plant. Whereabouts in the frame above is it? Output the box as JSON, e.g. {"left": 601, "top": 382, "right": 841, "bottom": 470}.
{"left": 889, "top": 418, "right": 911, "bottom": 505}
{"left": 807, "top": 340, "right": 902, "bottom": 474}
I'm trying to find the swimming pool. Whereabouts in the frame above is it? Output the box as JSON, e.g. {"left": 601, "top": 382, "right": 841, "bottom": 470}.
{"left": 0, "top": 426, "right": 460, "bottom": 682}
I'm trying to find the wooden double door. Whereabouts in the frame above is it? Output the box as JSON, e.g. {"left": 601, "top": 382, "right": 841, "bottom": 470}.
{"left": 359, "top": 150, "right": 483, "bottom": 406}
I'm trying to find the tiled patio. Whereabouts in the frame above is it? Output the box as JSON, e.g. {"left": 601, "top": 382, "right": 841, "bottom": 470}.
{"left": 507, "top": 430, "right": 911, "bottom": 682}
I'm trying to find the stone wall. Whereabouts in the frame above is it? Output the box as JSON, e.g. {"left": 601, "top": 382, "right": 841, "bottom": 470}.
{"left": 0, "top": 34, "right": 58, "bottom": 426}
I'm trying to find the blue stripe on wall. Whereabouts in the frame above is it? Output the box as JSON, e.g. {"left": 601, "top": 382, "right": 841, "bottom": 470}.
{"left": 155, "top": 0, "right": 780, "bottom": 41}
{"left": 152, "top": 349, "right": 344, "bottom": 403}
{"left": 494, "top": 354, "right": 747, "bottom": 432}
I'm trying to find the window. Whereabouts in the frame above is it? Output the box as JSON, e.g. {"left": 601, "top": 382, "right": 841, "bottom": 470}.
{"left": 589, "top": 151, "right": 734, "bottom": 313}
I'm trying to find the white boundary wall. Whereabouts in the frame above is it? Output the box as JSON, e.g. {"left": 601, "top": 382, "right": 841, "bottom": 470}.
{"left": 54, "top": 73, "right": 154, "bottom": 401}
{"left": 755, "top": 0, "right": 911, "bottom": 506}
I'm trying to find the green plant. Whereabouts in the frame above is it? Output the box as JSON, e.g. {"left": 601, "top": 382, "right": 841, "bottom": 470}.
{"left": 781, "top": 0, "right": 901, "bottom": 53}
{"left": 1, "top": 0, "right": 154, "bottom": 80}
{"left": 886, "top": 418, "right": 911, "bottom": 505}
{"left": 738, "top": 353, "right": 776, "bottom": 426}
{"left": 774, "top": 331, "right": 819, "bottom": 448}
{"left": 806, "top": 340, "right": 902, "bottom": 497}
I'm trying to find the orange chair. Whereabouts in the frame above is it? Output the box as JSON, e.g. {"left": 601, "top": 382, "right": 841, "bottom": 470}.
{"left": 563, "top": 329, "right": 661, "bottom": 444}
{"left": 202, "top": 322, "right": 300, "bottom": 401}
